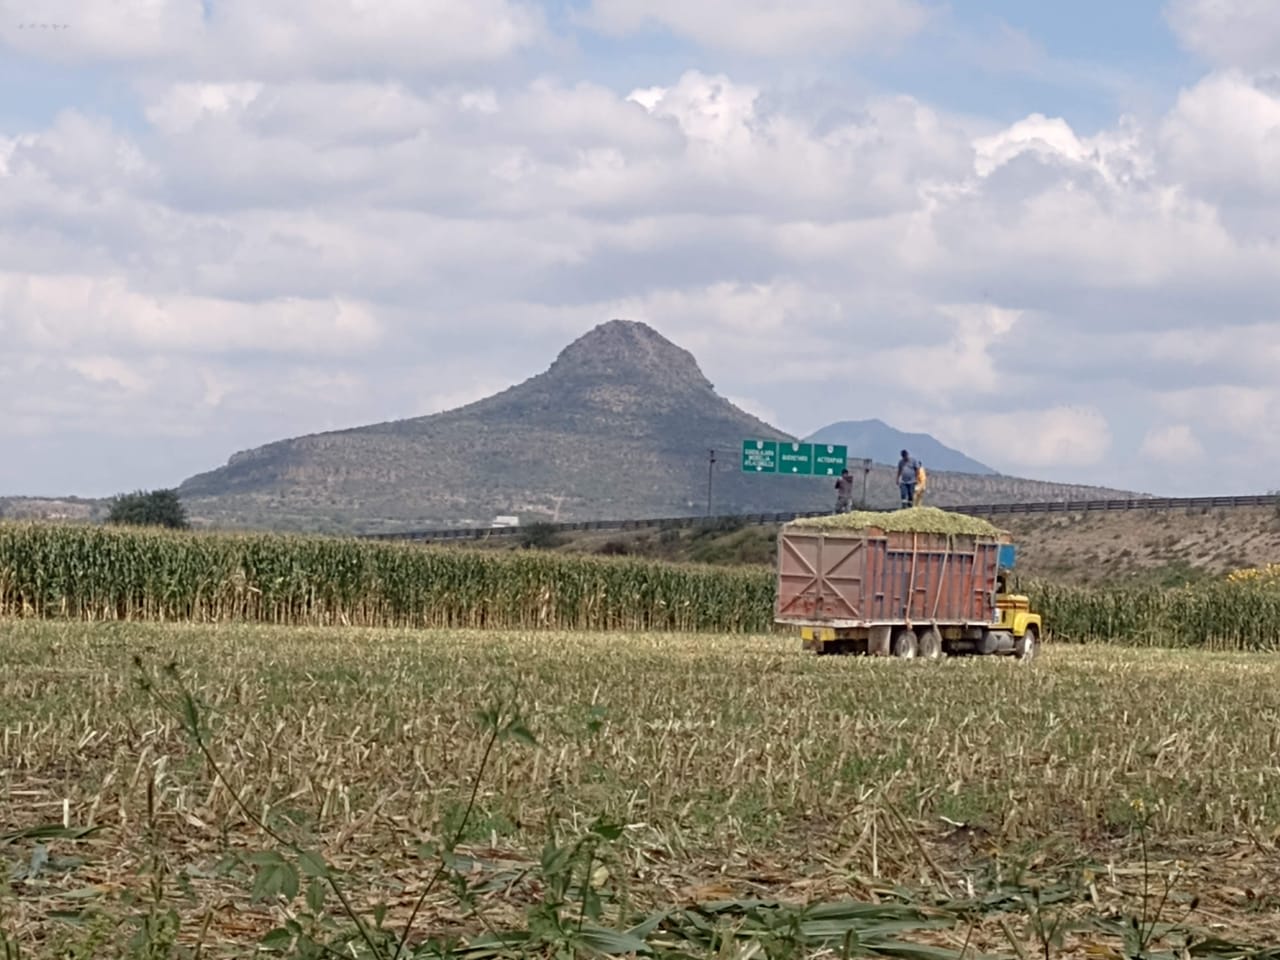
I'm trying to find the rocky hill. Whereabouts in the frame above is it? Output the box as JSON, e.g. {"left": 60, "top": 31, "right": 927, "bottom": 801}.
{"left": 177, "top": 320, "right": 1144, "bottom": 533}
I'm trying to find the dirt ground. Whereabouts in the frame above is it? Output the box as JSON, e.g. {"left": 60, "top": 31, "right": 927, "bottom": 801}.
{"left": 1004, "top": 505, "right": 1280, "bottom": 586}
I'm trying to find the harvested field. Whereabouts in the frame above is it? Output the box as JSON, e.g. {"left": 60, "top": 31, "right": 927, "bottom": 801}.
{"left": 3, "top": 620, "right": 1279, "bottom": 957}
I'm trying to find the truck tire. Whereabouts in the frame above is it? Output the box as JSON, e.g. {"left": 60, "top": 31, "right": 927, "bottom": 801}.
{"left": 1014, "top": 626, "right": 1039, "bottom": 661}
{"left": 918, "top": 626, "right": 943, "bottom": 660}
{"left": 892, "top": 628, "right": 918, "bottom": 659}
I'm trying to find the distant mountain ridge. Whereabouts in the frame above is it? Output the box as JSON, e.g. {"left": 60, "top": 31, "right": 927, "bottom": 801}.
{"left": 172, "top": 319, "right": 1145, "bottom": 533}
{"left": 804, "top": 419, "right": 997, "bottom": 476}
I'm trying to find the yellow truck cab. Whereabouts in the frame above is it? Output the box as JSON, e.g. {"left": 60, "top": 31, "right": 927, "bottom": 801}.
{"left": 994, "top": 569, "right": 1042, "bottom": 660}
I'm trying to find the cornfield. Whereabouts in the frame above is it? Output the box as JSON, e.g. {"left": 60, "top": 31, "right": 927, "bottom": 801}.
{"left": 1226, "top": 562, "right": 1280, "bottom": 585}
{"left": 0, "top": 522, "right": 774, "bottom": 633}
{"left": 5, "top": 521, "right": 1280, "bottom": 650}
{"left": 1023, "top": 577, "right": 1280, "bottom": 651}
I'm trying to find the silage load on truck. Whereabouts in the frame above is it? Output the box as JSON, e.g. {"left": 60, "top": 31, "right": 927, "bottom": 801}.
{"left": 785, "top": 505, "right": 1007, "bottom": 537}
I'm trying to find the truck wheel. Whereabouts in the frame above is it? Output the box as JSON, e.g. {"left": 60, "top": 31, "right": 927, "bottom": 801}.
{"left": 918, "top": 626, "right": 943, "bottom": 660}
{"left": 892, "top": 628, "right": 918, "bottom": 659}
{"left": 1014, "top": 626, "right": 1039, "bottom": 661}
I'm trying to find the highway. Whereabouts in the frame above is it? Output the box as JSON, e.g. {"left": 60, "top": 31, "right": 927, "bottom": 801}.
{"left": 360, "top": 493, "right": 1280, "bottom": 543}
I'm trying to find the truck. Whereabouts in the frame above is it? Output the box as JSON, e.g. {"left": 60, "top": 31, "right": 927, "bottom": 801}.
{"left": 774, "top": 518, "right": 1042, "bottom": 660}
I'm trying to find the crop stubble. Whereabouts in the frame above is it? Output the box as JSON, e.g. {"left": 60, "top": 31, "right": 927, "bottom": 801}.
{"left": 3, "top": 621, "right": 1280, "bottom": 953}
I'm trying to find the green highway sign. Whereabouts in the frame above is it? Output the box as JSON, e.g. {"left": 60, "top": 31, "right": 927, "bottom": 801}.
{"left": 741, "top": 439, "right": 778, "bottom": 472}
{"left": 741, "top": 438, "right": 849, "bottom": 476}
{"left": 778, "top": 442, "right": 813, "bottom": 475}
{"left": 812, "top": 443, "right": 848, "bottom": 476}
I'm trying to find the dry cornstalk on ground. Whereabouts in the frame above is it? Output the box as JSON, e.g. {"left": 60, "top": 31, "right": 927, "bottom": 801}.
{"left": 2, "top": 621, "right": 1280, "bottom": 957}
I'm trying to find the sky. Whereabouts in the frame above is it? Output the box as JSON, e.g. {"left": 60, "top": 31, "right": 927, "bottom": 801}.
{"left": 2, "top": 0, "right": 1279, "bottom": 499}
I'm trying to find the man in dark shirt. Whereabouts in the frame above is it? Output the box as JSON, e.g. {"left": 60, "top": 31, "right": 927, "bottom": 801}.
{"left": 896, "top": 449, "right": 920, "bottom": 509}
{"left": 834, "top": 469, "right": 853, "bottom": 512}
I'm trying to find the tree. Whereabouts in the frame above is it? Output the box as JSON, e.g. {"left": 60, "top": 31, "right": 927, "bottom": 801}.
{"left": 520, "top": 522, "right": 563, "bottom": 550}
{"left": 106, "top": 489, "right": 190, "bottom": 529}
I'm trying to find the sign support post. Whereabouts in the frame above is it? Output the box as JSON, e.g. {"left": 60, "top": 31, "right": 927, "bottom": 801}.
{"left": 706, "top": 449, "right": 716, "bottom": 516}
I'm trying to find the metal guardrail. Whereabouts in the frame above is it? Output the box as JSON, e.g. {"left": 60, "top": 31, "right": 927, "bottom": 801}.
{"left": 359, "top": 493, "right": 1280, "bottom": 543}
{"left": 953, "top": 494, "right": 1280, "bottom": 516}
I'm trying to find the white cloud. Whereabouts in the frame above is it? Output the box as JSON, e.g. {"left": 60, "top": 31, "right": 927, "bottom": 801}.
{"left": 1139, "top": 424, "right": 1206, "bottom": 463}
{"left": 875, "top": 303, "right": 1024, "bottom": 402}
{"left": 205, "top": 0, "right": 545, "bottom": 76}
{"left": 973, "top": 114, "right": 1088, "bottom": 177}
{"left": 628, "top": 72, "right": 760, "bottom": 146}
{"left": 1, "top": 110, "right": 155, "bottom": 190}
{"left": 120, "top": 71, "right": 974, "bottom": 239}
{"left": 581, "top": 0, "right": 930, "bottom": 56}
{"left": 925, "top": 136, "right": 1262, "bottom": 298}
{"left": 67, "top": 356, "right": 149, "bottom": 394}
{"left": 973, "top": 113, "right": 1153, "bottom": 186}
{"left": 5, "top": 22, "right": 1280, "bottom": 499}
{"left": 1155, "top": 386, "right": 1276, "bottom": 439}
{"left": 1161, "top": 71, "right": 1280, "bottom": 200}
{"left": 0, "top": 272, "right": 381, "bottom": 355}
{"left": 144, "top": 82, "right": 266, "bottom": 133}
{"left": 0, "top": 0, "right": 544, "bottom": 74}
{"left": 618, "top": 72, "right": 972, "bottom": 217}
{"left": 1165, "top": 0, "right": 1280, "bottom": 70}
{"left": 1145, "top": 324, "right": 1280, "bottom": 379}
{"left": 0, "top": 0, "right": 205, "bottom": 62}
{"left": 938, "top": 407, "right": 1114, "bottom": 470}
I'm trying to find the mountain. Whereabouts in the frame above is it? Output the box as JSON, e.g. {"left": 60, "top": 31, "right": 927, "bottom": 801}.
{"left": 180, "top": 320, "right": 791, "bottom": 531}
{"left": 804, "top": 419, "right": 997, "bottom": 476}
{"left": 178, "top": 319, "right": 1144, "bottom": 533}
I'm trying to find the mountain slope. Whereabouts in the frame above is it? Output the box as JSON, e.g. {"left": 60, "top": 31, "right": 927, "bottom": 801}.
{"left": 180, "top": 320, "right": 796, "bottom": 530}
{"left": 804, "top": 419, "right": 996, "bottom": 475}
{"left": 179, "top": 320, "right": 1144, "bottom": 532}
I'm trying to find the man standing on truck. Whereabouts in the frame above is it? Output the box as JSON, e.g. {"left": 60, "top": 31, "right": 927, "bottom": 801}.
{"left": 896, "top": 450, "right": 920, "bottom": 508}
{"left": 834, "top": 468, "right": 853, "bottom": 512}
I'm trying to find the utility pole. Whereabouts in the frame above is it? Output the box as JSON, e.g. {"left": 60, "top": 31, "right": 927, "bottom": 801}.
{"left": 706, "top": 449, "right": 716, "bottom": 516}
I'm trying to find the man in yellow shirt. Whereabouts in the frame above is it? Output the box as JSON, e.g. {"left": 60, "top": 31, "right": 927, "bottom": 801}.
{"left": 913, "top": 464, "right": 928, "bottom": 506}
